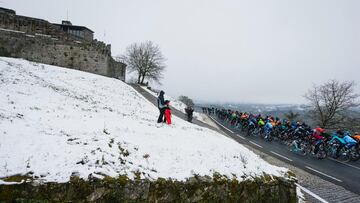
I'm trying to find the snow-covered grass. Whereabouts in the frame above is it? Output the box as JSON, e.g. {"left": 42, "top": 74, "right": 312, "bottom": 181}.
{"left": 140, "top": 86, "right": 187, "bottom": 111}
{"left": 0, "top": 57, "right": 287, "bottom": 184}
{"left": 140, "top": 86, "right": 211, "bottom": 124}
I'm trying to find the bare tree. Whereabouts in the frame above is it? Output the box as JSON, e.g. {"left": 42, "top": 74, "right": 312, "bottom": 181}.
{"left": 120, "top": 41, "right": 166, "bottom": 84}
{"left": 284, "top": 110, "right": 299, "bottom": 122}
{"left": 178, "top": 95, "right": 194, "bottom": 107}
{"left": 341, "top": 115, "right": 360, "bottom": 132}
{"left": 304, "top": 80, "right": 359, "bottom": 128}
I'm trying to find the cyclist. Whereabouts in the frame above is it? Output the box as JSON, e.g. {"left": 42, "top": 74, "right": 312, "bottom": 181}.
{"left": 343, "top": 131, "right": 358, "bottom": 147}
{"left": 310, "top": 127, "right": 325, "bottom": 154}
{"left": 247, "top": 119, "right": 256, "bottom": 136}
{"left": 258, "top": 118, "right": 265, "bottom": 127}
{"left": 264, "top": 120, "right": 273, "bottom": 139}
{"left": 352, "top": 132, "right": 360, "bottom": 143}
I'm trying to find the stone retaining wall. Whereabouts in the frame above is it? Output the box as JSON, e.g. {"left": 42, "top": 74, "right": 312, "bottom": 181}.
{"left": 0, "top": 175, "right": 297, "bottom": 203}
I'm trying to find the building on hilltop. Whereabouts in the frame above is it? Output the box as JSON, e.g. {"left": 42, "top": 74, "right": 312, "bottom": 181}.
{"left": 0, "top": 7, "right": 126, "bottom": 81}
{"left": 53, "top": 20, "right": 94, "bottom": 42}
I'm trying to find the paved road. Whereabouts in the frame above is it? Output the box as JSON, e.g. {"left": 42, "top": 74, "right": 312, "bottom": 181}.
{"left": 129, "top": 83, "right": 360, "bottom": 202}
{"left": 210, "top": 116, "right": 360, "bottom": 202}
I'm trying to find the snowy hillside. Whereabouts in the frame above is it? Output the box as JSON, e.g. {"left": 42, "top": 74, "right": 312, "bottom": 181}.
{"left": 140, "top": 86, "right": 210, "bottom": 124}
{"left": 0, "top": 57, "right": 287, "bottom": 184}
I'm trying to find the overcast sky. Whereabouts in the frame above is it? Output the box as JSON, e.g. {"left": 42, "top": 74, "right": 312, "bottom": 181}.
{"left": 2, "top": 0, "right": 359, "bottom": 104}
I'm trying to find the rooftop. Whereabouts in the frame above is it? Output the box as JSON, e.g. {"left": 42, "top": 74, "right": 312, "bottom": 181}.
{"left": 52, "top": 20, "right": 94, "bottom": 33}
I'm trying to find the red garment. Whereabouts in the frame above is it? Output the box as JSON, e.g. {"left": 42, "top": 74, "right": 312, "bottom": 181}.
{"left": 165, "top": 108, "right": 172, "bottom": 124}
{"left": 310, "top": 131, "right": 323, "bottom": 145}
{"left": 315, "top": 127, "right": 324, "bottom": 133}
{"left": 312, "top": 132, "right": 323, "bottom": 140}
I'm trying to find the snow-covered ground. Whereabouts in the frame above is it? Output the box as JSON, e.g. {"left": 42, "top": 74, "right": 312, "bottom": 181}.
{"left": 140, "top": 86, "right": 213, "bottom": 126}
{"left": 0, "top": 57, "right": 287, "bottom": 184}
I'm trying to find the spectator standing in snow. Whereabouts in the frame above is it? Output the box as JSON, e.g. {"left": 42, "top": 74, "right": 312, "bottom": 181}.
{"left": 164, "top": 100, "right": 172, "bottom": 124}
{"left": 157, "top": 90, "right": 166, "bottom": 123}
{"left": 185, "top": 106, "right": 194, "bottom": 123}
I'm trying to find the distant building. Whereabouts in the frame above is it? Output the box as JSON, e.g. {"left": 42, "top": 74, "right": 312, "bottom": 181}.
{"left": 52, "top": 20, "right": 94, "bottom": 42}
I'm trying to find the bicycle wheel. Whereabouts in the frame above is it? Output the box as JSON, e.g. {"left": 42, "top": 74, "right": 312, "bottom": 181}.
{"left": 338, "top": 148, "right": 350, "bottom": 162}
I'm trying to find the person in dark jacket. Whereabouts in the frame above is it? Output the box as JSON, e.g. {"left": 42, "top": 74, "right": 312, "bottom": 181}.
{"left": 185, "top": 106, "right": 194, "bottom": 123}
{"left": 157, "top": 90, "right": 166, "bottom": 123}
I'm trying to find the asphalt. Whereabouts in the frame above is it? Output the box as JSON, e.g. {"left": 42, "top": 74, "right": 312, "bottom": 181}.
{"left": 210, "top": 116, "right": 360, "bottom": 196}
{"left": 129, "top": 83, "right": 360, "bottom": 200}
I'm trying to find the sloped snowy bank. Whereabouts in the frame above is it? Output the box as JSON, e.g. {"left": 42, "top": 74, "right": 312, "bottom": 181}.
{"left": 140, "top": 86, "right": 211, "bottom": 124}
{"left": 0, "top": 57, "right": 288, "bottom": 184}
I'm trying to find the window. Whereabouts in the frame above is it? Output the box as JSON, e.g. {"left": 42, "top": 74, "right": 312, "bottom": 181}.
{"left": 66, "top": 28, "right": 85, "bottom": 39}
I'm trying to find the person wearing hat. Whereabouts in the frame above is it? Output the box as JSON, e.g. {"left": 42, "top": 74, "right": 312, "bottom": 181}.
{"left": 311, "top": 127, "right": 325, "bottom": 155}
{"left": 185, "top": 106, "right": 194, "bottom": 123}
{"left": 157, "top": 90, "right": 166, "bottom": 123}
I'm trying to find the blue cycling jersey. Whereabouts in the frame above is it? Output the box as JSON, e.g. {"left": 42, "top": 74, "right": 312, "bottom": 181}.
{"left": 329, "top": 133, "right": 346, "bottom": 144}
{"left": 265, "top": 122, "right": 273, "bottom": 130}
{"left": 343, "top": 135, "right": 357, "bottom": 145}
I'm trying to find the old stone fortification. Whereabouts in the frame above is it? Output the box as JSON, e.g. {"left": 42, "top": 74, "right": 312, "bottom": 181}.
{"left": 0, "top": 8, "right": 126, "bottom": 81}
{"left": 0, "top": 174, "right": 297, "bottom": 203}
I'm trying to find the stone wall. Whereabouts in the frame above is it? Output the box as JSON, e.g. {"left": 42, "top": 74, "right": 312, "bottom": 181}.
{"left": 0, "top": 28, "right": 126, "bottom": 81}
{"left": 0, "top": 175, "right": 297, "bottom": 203}
{"left": 0, "top": 11, "right": 70, "bottom": 40}
{"left": 0, "top": 7, "right": 126, "bottom": 81}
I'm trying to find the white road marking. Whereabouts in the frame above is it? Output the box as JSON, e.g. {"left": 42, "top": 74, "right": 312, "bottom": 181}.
{"left": 208, "top": 116, "right": 247, "bottom": 141}
{"left": 208, "top": 115, "right": 346, "bottom": 200}
{"left": 295, "top": 183, "right": 329, "bottom": 203}
{"left": 249, "top": 141, "right": 263, "bottom": 148}
{"left": 328, "top": 157, "right": 360, "bottom": 171}
{"left": 209, "top": 116, "right": 235, "bottom": 133}
{"left": 305, "top": 166, "right": 342, "bottom": 182}
{"left": 270, "top": 151, "right": 293, "bottom": 162}
{"left": 236, "top": 134, "right": 246, "bottom": 140}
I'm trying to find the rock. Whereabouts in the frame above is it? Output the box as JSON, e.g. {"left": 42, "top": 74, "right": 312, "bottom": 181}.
{"left": 86, "top": 187, "right": 107, "bottom": 201}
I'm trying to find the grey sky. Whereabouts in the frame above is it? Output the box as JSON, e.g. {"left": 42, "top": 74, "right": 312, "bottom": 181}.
{"left": 2, "top": 0, "right": 360, "bottom": 104}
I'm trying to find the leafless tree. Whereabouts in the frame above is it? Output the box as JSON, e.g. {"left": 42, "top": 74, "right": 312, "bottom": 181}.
{"left": 178, "top": 95, "right": 194, "bottom": 107}
{"left": 341, "top": 115, "right": 360, "bottom": 132}
{"left": 284, "top": 110, "right": 299, "bottom": 122}
{"left": 120, "top": 41, "right": 166, "bottom": 84}
{"left": 304, "top": 80, "right": 359, "bottom": 128}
